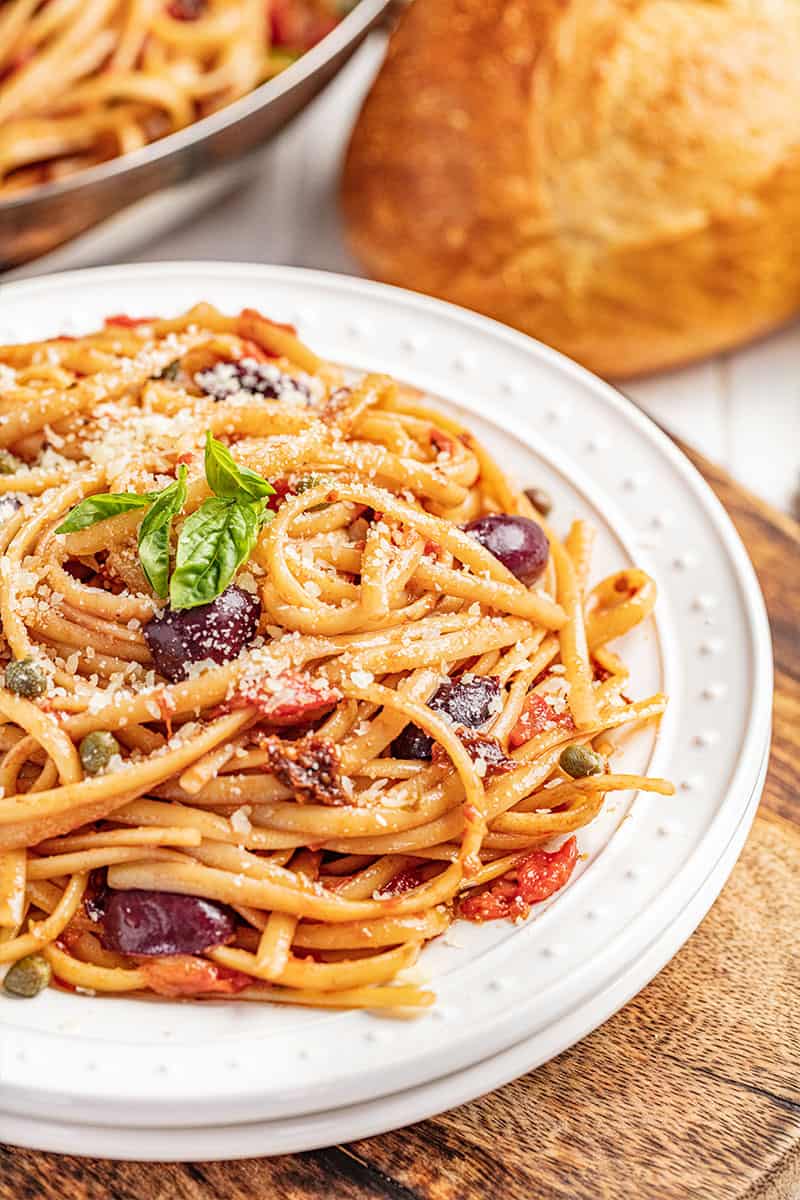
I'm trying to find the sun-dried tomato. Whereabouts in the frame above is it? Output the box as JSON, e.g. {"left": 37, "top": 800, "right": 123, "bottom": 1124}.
{"left": 260, "top": 733, "right": 346, "bottom": 805}
{"left": 432, "top": 728, "right": 517, "bottom": 779}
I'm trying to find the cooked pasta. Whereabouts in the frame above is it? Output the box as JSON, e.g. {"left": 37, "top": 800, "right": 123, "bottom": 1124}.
{"left": 0, "top": 303, "right": 672, "bottom": 1008}
{"left": 0, "top": 0, "right": 353, "bottom": 197}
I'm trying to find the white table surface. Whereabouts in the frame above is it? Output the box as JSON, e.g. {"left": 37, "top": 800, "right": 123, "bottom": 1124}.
{"left": 12, "top": 36, "right": 800, "bottom": 515}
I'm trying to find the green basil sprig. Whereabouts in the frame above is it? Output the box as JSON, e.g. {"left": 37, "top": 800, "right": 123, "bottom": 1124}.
{"left": 169, "top": 434, "right": 273, "bottom": 609}
{"left": 56, "top": 432, "right": 275, "bottom": 611}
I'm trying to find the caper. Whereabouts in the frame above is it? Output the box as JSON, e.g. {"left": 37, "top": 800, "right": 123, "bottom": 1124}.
{"left": 153, "top": 359, "right": 181, "bottom": 381}
{"left": 0, "top": 449, "right": 21, "bottom": 476}
{"left": 524, "top": 486, "right": 553, "bottom": 518}
{"left": 79, "top": 730, "right": 120, "bottom": 776}
{"left": 559, "top": 744, "right": 604, "bottom": 779}
{"left": 296, "top": 474, "right": 332, "bottom": 512}
{"left": 5, "top": 657, "right": 47, "bottom": 699}
{"left": 3, "top": 953, "right": 51, "bottom": 998}
{"left": 295, "top": 474, "right": 325, "bottom": 493}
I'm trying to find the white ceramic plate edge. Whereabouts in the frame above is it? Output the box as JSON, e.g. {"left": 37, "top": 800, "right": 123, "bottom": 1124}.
{"left": 0, "top": 738, "right": 768, "bottom": 1160}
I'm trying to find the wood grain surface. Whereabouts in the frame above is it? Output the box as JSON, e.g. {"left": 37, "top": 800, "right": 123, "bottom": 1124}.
{"left": 1, "top": 445, "right": 797, "bottom": 1200}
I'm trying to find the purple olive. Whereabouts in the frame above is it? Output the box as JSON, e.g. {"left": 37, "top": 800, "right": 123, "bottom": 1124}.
{"left": 144, "top": 584, "right": 260, "bottom": 682}
{"left": 463, "top": 514, "right": 549, "bottom": 585}
{"left": 392, "top": 675, "right": 501, "bottom": 760}
{"left": 195, "top": 358, "right": 310, "bottom": 404}
{"left": 0, "top": 495, "right": 21, "bottom": 524}
{"left": 101, "top": 889, "right": 236, "bottom": 956}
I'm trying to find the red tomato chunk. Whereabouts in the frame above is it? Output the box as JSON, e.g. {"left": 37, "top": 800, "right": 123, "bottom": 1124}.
{"left": 459, "top": 836, "right": 579, "bottom": 923}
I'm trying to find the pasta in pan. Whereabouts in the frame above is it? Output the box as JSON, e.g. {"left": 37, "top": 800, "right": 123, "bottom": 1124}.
{"left": 0, "top": 0, "right": 353, "bottom": 197}
{"left": 0, "top": 304, "right": 672, "bottom": 1008}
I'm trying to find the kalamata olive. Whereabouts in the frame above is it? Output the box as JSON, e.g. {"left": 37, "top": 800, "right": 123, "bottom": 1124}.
{"left": 0, "top": 495, "right": 21, "bottom": 523}
{"left": 392, "top": 675, "right": 501, "bottom": 760}
{"left": 143, "top": 584, "right": 260, "bottom": 682}
{"left": 523, "top": 486, "right": 553, "bottom": 518}
{"left": 5, "top": 657, "right": 47, "bottom": 699}
{"left": 195, "top": 358, "right": 310, "bottom": 404}
{"left": 463, "top": 514, "right": 549, "bottom": 585}
{"left": 101, "top": 890, "right": 236, "bottom": 956}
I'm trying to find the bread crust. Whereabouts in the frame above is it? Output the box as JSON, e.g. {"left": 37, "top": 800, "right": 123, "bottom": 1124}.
{"left": 342, "top": 0, "right": 800, "bottom": 379}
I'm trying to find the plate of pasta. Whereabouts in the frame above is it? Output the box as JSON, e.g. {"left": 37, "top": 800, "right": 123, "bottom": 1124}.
{"left": 0, "top": 263, "right": 771, "bottom": 1157}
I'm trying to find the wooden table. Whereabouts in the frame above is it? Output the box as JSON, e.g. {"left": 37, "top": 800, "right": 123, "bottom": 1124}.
{"left": 1, "top": 445, "right": 797, "bottom": 1198}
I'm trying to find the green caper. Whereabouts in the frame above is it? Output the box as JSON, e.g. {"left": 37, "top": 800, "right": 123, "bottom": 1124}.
{"left": 295, "top": 474, "right": 324, "bottom": 493}
{"left": 3, "top": 954, "right": 52, "bottom": 998}
{"left": 0, "top": 449, "right": 21, "bottom": 476}
{"left": 559, "top": 744, "right": 604, "bottom": 779}
{"left": 79, "top": 730, "right": 120, "bottom": 776}
{"left": 295, "top": 474, "right": 332, "bottom": 512}
{"left": 524, "top": 486, "right": 553, "bottom": 518}
{"left": 5, "top": 657, "right": 47, "bottom": 699}
{"left": 153, "top": 358, "right": 181, "bottom": 381}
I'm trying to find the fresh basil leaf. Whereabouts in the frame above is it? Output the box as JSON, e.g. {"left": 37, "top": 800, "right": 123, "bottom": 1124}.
{"left": 137, "top": 466, "right": 187, "bottom": 598}
{"left": 204, "top": 432, "right": 275, "bottom": 502}
{"left": 55, "top": 492, "right": 151, "bottom": 534}
{"left": 169, "top": 497, "right": 259, "bottom": 610}
{"left": 257, "top": 502, "right": 275, "bottom": 529}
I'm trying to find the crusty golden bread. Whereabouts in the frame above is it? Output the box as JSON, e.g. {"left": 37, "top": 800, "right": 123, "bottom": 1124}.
{"left": 341, "top": 0, "right": 800, "bottom": 379}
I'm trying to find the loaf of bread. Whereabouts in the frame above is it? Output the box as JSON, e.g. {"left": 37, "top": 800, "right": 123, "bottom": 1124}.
{"left": 342, "top": 0, "right": 800, "bottom": 379}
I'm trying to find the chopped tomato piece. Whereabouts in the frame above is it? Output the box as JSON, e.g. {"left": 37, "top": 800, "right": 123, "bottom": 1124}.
{"left": 380, "top": 865, "right": 426, "bottom": 897}
{"left": 239, "top": 307, "right": 297, "bottom": 336}
{"left": 429, "top": 427, "right": 457, "bottom": 457}
{"left": 269, "top": 0, "right": 336, "bottom": 49}
{"left": 139, "top": 955, "right": 250, "bottom": 997}
{"left": 167, "top": 0, "right": 206, "bottom": 18}
{"left": 237, "top": 670, "right": 341, "bottom": 725}
{"left": 104, "top": 314, "right": 159, "bottom": 328}
{"left": 459, "top": 836, "right": 578, "bottom": 923}
{"left": 266, "top": 477, "right": 295, "bottom": 511}
{"left": 509, "top": 691, "right": 575, "bottom": 749}
{"left": 236, "top": 337, "right": 272, "bottom": 363}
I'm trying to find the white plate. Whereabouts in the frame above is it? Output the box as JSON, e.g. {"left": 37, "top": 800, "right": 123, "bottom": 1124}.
{"left": 0, "top": 741, "right": 769, "bottom": 1161}
{"left": 0, "top": 265, "right": 772, "bottom": 1149}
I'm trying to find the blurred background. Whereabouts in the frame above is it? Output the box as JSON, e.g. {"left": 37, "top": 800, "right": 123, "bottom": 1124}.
{"left": 2, "top": 1, "right": 798, "bottom": 514}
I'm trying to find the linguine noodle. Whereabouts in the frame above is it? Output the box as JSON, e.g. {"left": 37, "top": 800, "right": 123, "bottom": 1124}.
{"left": 0, "top": 0, "right": 352, "bottom": 197}
{"left": 0, "top": 303, "right": 672, "bottom": 1008}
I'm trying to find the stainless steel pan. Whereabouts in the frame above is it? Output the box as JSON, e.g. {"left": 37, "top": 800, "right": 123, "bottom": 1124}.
{"left": 0, "top": 0, "right": 392, "bottom": 270}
